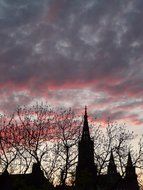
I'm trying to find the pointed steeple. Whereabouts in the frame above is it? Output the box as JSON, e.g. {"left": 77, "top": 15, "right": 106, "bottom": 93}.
{"left": 81, "top": 106, "right": 91, "bottom": 140}
{"left": 125, "top": 152, "right": 139, "bottom": 190}
{"left": 127, "top": 151, "right": 133, "bottom": 168}
{"left": 76, "top": 107, "right": 97, "bottom": 190}
{"left": 125, "top": 151, "right": 136, "bottom": 177}
{"left": 107, "top": 150, "right": 118, "bottom": 175}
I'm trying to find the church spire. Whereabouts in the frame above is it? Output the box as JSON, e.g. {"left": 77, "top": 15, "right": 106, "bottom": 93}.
{"left": 127, "top": 151, "right": 133, "bottom": 167}
{"left": 76, "top": 107, "right": 97, "bottom": 190}
{"left": 107, "top": 150, "right": 118, "bottom": 175}
{"left": 81, "top": 106, "right": 91, "bottom": 140}
{"left": 125, "top": 151, "right": 136, "bottom": 177}
{"left": 125, "top": 151, "right": 139, "bottom": 190}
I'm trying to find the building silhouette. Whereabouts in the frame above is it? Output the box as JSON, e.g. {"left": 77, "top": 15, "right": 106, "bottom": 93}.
{"left": 0, "top": 162, "right": 53, "bottom": 190}
{"left": 0, "top": 107, "right": 140, "bottom": 190}
{"left": 75, "top": 107, "right": 97, "bottom": 190}
{"left": 75, "top": 107, "right": 139, "bottom": 190}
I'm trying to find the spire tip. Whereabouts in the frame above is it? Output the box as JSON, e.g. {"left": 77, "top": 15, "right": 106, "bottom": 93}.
{"left": 85, "top": 106, "right": 87, "bottom": 116}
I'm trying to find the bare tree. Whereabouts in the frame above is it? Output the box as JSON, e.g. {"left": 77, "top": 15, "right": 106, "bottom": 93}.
{"left": 92, "top": 118, "right": 143, "bottom": 180}
{"left": 15, "top": 104, "right": 54, "bottom": 174}
{"left": 0, "top": 105, "right": 142, "bottom": 189}
{"left": 0, "top": 114, "right": 18, "bottom": 173}
{"left": 53, "top": 108, "right": 81, "bottom": 187}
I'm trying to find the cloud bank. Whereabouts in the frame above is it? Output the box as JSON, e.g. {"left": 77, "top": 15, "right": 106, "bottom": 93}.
{"left": 0, "top": 0, "right": 143, "bottom": 129}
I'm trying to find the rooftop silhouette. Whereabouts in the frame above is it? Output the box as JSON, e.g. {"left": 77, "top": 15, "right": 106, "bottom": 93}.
{"left": 0, "top": 108, "right": 140, "bottom": 190}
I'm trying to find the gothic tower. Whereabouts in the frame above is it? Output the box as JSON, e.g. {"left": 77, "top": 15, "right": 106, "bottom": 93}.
{"left": 124, "top": 152, "right": 139, "bottom": 190}
{"left": 107, "top": 150, "right": 118, "bottom": 175}
{"left": 107, "top": 150, "right": 121, "bottom": 190}
{"left": 75, "top": 107, "right": 97, "bottom": 190}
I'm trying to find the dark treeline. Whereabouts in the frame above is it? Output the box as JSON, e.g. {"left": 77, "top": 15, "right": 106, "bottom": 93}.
{"left": 0, "top": 104, "right": 143, "bottom": 189}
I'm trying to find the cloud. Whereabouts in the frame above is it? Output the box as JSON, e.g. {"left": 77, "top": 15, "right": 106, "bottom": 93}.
{"left": 0, "top": 0, "right": 143, "bottom": 126}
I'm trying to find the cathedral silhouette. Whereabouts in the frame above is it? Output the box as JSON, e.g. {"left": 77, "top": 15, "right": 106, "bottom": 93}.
{"left": 75, "top": 107, "right": 139, "bottom": 190}
{"left": 0, "top": 108, "right": 140, "bottom": 190}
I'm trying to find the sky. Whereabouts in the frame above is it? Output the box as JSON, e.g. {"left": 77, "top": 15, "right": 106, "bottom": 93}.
{"left": 0, "top": 0, "right": 143, "bottom": 134}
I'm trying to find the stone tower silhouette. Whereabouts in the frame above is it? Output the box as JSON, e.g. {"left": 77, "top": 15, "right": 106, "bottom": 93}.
{"left": 124, "top": 152, "right": 139, "bottom": 190}
{"left": 107, "top": 150, "right": 121, "bottom": 189}
{"left": 75, "top": 107, "right": 97, "bottom": 190}
{"left": 107, "top": 150, "right": 118, "bottom": 175}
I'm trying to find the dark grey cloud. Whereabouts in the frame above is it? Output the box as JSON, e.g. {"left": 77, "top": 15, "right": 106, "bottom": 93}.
{"left": 0, "top": 0, "right": 47, "bottom": 27}
{"left": 0, "top": 0, "right": 143, "bottom": 123}
{"left": 0, "top": 0, "right": 142, "bottom": 88}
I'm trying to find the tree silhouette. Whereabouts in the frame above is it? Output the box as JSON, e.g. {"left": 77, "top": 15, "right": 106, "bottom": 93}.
{"left": 0, "top": 105, "right": 142, "bottom": 190}
{"left": 52, "top": 108, "right": 81, "bottom": 187}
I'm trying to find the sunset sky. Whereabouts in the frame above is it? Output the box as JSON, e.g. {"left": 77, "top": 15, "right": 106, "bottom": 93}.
{"left": 0, "top": 0, "right": 143, "bottom": 134}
